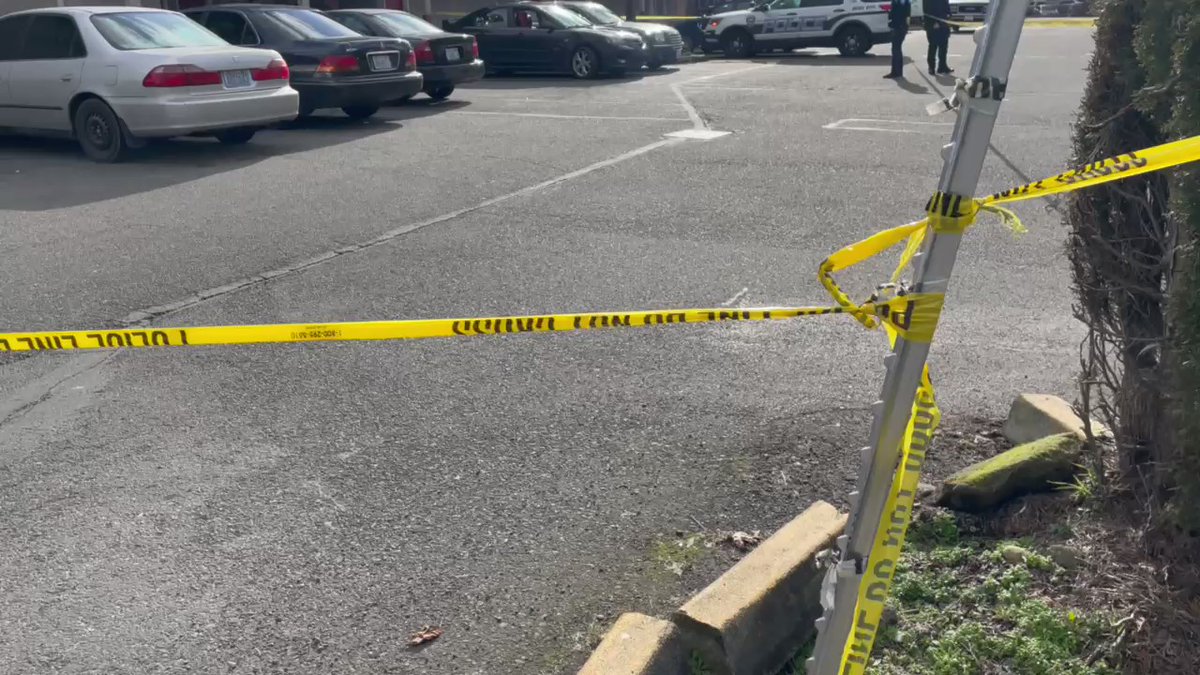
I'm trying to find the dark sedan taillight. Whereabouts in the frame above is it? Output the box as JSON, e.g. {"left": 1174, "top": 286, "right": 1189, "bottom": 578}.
{"left": 414, "top": 41, "right": 435, "bottom": 65}
{"left": 252, "top": 58, "right": 290, "bottom": 82}
{"left": 142, "top": 65, "right": 220, "bottom": 88}
{"left": 472, "top": 37, "right": 479, "bottom": 60}
{"left": 316, "top": 55, "right": 360, "bottom": 76}
{"left": 404, "top": 50, "right": 416, "bottom": 71}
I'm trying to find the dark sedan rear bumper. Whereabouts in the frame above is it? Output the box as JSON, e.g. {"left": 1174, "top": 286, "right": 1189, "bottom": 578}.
{"left": 419, "top": 59, "right": 485, "bottom": 87}
{"left": 294, "top": 71, "right": 424, "bottom": 111}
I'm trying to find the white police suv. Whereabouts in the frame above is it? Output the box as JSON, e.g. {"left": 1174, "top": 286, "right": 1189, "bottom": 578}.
{"left": 702, "top": 0, "right": 895, "bottom": 58}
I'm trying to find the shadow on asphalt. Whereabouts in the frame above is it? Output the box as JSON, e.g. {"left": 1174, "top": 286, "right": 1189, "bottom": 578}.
{"left": 751, "top": 52, "right": 897, "bottom": 66}
{"left": 380, "top": 97, "right": 472, "bottom": 121}
{"left": 0, "top": 116, "right": 399, "bottom": 211}
{"left": 464, "top": 67, "right": 675, "bottom": 89}
{"left": 891, "top": 77, "right": 932, "bottom": 95}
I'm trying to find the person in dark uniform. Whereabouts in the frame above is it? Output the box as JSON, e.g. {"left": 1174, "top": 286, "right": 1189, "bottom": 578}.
{"left": 924, "top": 0, "right": 953, "bottom": 75}
{"left": 883, "top": 0, "right": 911, "bottom": 79}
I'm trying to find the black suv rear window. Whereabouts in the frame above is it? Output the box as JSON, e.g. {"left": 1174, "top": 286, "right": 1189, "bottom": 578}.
{"left": 258, "top": 9, "right": 361, "bottom": 39}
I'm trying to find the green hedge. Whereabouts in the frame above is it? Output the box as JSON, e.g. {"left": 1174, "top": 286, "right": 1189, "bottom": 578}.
{"left": 1069, "top": 0, "right": 1200, "bottom": 530}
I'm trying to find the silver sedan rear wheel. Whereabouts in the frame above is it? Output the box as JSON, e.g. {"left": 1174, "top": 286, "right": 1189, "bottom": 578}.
{"left": 73, "top": 98, "right": 127, "bottom": 163}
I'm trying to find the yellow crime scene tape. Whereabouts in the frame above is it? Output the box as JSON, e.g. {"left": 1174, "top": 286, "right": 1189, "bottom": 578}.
{"left": 2, "top": 132, "right": 1198, "bottom": 672}
{"left": 6, "top": 136, "right": 1194, "bottom": 354}
{"left": 829, "top": 133, "right": 1200, "bottom": 674}
{"left": 0, "top": 299, "right": 928, "bottom": 353}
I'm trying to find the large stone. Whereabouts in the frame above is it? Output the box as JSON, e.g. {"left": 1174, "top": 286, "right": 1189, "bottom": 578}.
{"left": 577, "top": 613, "right": 687, "bottom": 675}
{"left": 938, "top": 433, "right": 1083, "bottom": 512}
{"left": 673, "top": 501, "right": 846, "bottom": 675}
{"left": 1003, "top": 393, "right": 1107, "bottom": 445}
{"left": 1047, "top": 544, "right": 1082, "bottom": 570}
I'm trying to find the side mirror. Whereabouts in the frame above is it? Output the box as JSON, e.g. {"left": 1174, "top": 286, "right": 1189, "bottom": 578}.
{"left": 755, "top": 3, "right": 769, "bottom": 10}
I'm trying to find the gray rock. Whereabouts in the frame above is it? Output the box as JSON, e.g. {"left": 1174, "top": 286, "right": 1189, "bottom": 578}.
{"left": 1047, "top": 544, "right": 1082, "bottom": 570}
{"left": 1003, "top": 393, "right": 1107, "bottom": 445}
{"left": 916, "top": 482, "right": 937, "bottom": 500}
{"left": 1000, "top": 545, "right": 1028, "bottom": 565}
{"left": 881, "top": 605, "right": 899, "bottom": 628}
{"left": 937, "top": 433, "right": 1083, "bottom": 512}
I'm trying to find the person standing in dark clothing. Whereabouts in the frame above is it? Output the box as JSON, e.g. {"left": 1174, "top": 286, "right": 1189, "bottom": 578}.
{"left": 924, "top": 0, "right": 953, "bottom": 74}
{"left": 883, "top": 0, "right": 911, "bottom": 79}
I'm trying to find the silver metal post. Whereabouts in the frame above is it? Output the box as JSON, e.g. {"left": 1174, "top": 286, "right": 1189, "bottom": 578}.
{"left": 807, "top": 1, "right": 1030, "bottom": 673}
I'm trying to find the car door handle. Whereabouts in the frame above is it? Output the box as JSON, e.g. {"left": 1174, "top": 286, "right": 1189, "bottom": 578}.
{"left": 832, "top": 8, "right": 845, "bottom": 12}
{"left": 786, "top": 11, "right": 797, "bottom": 14}
{"left": 60, "top": 75, "right": 73, "bottom": 81}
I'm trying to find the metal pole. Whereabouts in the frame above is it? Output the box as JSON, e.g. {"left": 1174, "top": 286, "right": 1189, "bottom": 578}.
{"left": 807, "top": 1, "right": 1030, "bottom": 673}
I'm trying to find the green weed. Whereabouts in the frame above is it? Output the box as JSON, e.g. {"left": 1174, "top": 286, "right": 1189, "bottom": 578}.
{"left": 689, "top": 650, "right": 713, "bottom": 675}
{"left": 1053, "top": 464, "right": 1102, "bottom": 504}
{"left": 871, "top": 514, "right": 1117, "bottom": 675}
{"left": 650, "top": 532, "right": 707, "bottom": 577}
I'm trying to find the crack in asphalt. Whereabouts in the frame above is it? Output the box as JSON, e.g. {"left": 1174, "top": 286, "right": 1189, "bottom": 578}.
{"left": 0, "top": 352, "right": 112, "bottom": 431}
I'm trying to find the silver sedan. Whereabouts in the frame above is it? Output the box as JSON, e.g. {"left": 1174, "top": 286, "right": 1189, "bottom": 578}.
{"left": 0, "top": 6, "right": 299, "bottom": 162}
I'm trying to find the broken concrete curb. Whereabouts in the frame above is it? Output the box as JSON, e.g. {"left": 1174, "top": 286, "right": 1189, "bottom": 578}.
{"left": 578, "top": 501, "right": 847, "bottom": 675}
{"left": 939, "top": 433, "right": 1083, "bottom": 512}
{"left": 1003, "top": 393, "right": 1106, "bottom": 446}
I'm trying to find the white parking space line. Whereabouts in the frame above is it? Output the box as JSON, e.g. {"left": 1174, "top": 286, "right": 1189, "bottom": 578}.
{"left": 679, "top": 85, "right": 776, "bottom": 92}
{"left": 454, "top": 94, "right": 689, "bottom": 109}
{"left": 120, "top": 137, "right": 687, "bottom": 326}
{"left": 671, "top": 83, "right": 708, "bottom": 130}
{"left": 679, "top": 63, "right": 776, "bottom": 85}
{"left": 665, "top": 129, "right": 733, "bottom": 140}
{"left": 665, "top": 63, "right": 768, "bottom": 139}
{"left": 823, "top": 118, "right": 956, "bottom": 134}
{"left": 719, "top": 287, "right": 750, "bottom": 307}
{"left": 445, "top": 111, "right": 690, "bottom": 122}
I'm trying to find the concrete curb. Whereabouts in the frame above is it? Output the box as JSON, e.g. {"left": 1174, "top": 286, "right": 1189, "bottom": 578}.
{"left": 577, "top": 613, "right": 687, "bottom": 675}
{"left": 577, "top": 501, "right": 847, "bottom": 675}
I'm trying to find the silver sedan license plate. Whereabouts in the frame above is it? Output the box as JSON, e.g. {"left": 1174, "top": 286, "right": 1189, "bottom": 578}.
{"left": 221, "top": 69, "right": 252, "bottom": 89}
{"left": 369, "top": 53, "right": 394, "bottom": 71}
{"left": 445, "top": 47, "right": 461, "bottom": 62}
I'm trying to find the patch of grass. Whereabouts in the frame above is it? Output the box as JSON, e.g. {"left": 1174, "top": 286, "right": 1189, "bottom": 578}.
{"left": 650, "top": 532, "right": 708, "bottom": 577}
{"left": 535, "top": 615, "right": 609, "bottom": 675}
{"left": 907, "top": 510, "right": 961, "bottom": 548}
{"left": 1053, "top": 464, "right": 1102, "bottom": 504}
{"left": 688, "top": 650, "right": 713, "bottom": 675}
{"left": 872, "top": 510, "right": 1119, "bottom": 675}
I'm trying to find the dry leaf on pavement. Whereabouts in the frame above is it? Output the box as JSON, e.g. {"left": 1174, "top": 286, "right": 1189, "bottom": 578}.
{"left": 408, "top": 626, "right": 444, "bottom": 647}
{"left": 725, "top": 530, "right": 764, "bottom": 551}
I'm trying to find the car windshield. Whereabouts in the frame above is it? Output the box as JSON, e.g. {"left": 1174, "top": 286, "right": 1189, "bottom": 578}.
{"left": 374, "top": 11, "right": 440, "bottom": 34}
{"left": 568, "top": 3, "right": 622, "bottom": 25}
{"left": 259, "top": 9, "right": 361, "bottom": 39}
{"left": 91, "top": 11, "right": 228, "bottom": 50}
{"left": 540, "top": 5, "right": 594, "bottom": 28}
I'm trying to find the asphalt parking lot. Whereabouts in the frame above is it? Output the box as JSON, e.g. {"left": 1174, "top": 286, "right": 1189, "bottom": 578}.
{"left": 1, "top": 26, "right": 1094, "bottom": 675}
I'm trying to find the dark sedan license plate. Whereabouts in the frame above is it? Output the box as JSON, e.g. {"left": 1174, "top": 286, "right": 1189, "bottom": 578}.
{"left": 445, "top": 47, "right": 461, "bottom": 62}
{"left": 368, "top": 53, "right": 395, "bottom": 71}
{"left": 221, "top": 69, "right": 252, "bottom": 89}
